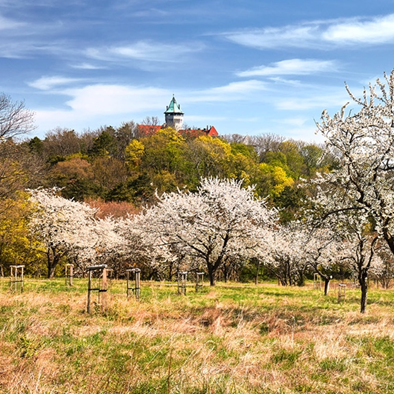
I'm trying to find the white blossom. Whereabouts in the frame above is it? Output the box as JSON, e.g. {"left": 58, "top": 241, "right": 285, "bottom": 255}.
{"left": 137, "top": 177, "right": 278, "bottom": 285}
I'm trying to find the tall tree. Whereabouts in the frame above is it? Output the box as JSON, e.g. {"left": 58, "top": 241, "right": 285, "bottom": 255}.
{"left": 306, "top": 69, "right": 394, "bottom": 312}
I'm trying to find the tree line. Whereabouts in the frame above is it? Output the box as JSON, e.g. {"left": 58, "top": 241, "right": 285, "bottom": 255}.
{"left": 25, "top": 123, "right": 336, "bottom": 212}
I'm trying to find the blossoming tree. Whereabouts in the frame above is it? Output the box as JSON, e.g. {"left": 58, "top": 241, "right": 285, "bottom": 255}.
{"left": 117, "top": 214, "right": 177, "bottom": 279}
{"left": 307, "top": 70, "right": 394, "bottom": 311}
{"left": 264, "top": 224, "right": 307, "bottom": 286}
{"left": 28, "top": 188, "right": 98, "bottom": 278}
{"left": 301, "top": 227, "right": 343, "bottom": 295}
{"left": 139, "top": 177, "right": 278, "bottom": 286}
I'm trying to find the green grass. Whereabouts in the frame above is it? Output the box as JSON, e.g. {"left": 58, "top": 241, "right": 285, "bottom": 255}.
{"left": 0, "top": 278, "right": 394, "bottom": 393}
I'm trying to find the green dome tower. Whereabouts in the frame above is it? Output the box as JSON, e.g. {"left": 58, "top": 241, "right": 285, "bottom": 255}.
{"left": 164, "top": 96, "right": 184, "bottom": 131}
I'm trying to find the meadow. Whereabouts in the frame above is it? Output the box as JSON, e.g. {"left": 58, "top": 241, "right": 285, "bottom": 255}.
{"left": 0, "top": 278, "right": 394, "bottom": 394}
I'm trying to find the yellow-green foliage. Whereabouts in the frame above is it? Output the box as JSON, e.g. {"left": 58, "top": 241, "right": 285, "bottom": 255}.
{"left": 189, "top": 135, "right": 232, "bottom": 178}
{"left": 122, "top": 132, "right": 314, "bottom": 204}
{"left": 125, "top": 139, "right": 145, "bottom": 170}
{"left": 0, "top": 192, "right": 44, "bottom": 273}
{"left": 259, "top": 163, "right": 294, "bottom": 197}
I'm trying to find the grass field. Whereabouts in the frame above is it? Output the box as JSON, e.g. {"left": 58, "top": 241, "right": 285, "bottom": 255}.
{"left": 0, "top": 278, "right": 394, "bottom": 393}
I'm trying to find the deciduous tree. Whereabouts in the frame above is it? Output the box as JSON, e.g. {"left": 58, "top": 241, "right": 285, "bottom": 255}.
{"left": 139, "top": 178, "right": 278, "bottom": 286}
{"left": 28, "top": 188, "right": 98, "bottom": 278}
{"left": 0, "top": 93, "right": 35, "bottom": 139}
{"left": 306, "top": 70, "right": 394, "bottom": 311}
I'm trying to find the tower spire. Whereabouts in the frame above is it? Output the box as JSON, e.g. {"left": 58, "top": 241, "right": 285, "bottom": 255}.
{"left": 164, "top": 95, "right": 184, "bottom": 131}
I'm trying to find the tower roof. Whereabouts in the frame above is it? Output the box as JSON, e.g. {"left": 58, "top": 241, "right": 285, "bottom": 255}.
{"left": 164, "top": 96, "right": 184, "bottom": 115}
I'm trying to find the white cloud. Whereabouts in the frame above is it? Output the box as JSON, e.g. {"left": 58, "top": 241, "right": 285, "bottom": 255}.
{"left": 225, "top": 13, "right": 394, "bottom": 50}
{"left": 207, "top": 80, "right": 266, "bottom": 94}
{"left": 28, "top": 76, "right": 83, "bottom": 90}
{"left": 70, "top": 63, "right": 105, "bottom": 70}
{"left": 0, "top": 15, "right": 25, "bottom": 30}
{"left": 324, "top": 14, "right": 394, "bottom": 44}
{"left": 276, "top": 117, "right": 309, "bottom": 127}
{"left": 133, "top": 8, "right": 168, "bottom": 17}
{"left": 64, "top": 84, "right": 170, "bottom": 115}
{"left": 33, "top": 83, "right": 172, "bottom": 133}
{"left": 190, "top": 80, "right": 267, "bottom": 102}
{"left": 276, "top": 93, "right": 348, "bottom": 111}
{"left": 86, "top": 40, "right": 204, "bottom": 63}
{"left": 237, "top": 59, "right": 337, "bottom": 77}
{"left": 225, "top": 25, "right": 322, "bottom": 50}
{"left": 268, "top": 77, "right": 302, "bottom": 86}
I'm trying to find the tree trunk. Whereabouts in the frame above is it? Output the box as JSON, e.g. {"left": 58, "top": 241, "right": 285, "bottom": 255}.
{"left": 223, "top": 268, "right": 228, "bottom": 283}
{"left": 48, "top": 266, "right": 56, "bottom": 279}
{"left": 360, "top": 277, "right": 368, "bottom": 313}
{"left": 297, "top": 270, "right": 305, "bottom": 287}
{"left": 324, "top": 278, "right": 330, "bottom": 296}
{"left": 207, "top": 265, "right": 216, "bottom": 286}
{"left": 286, "top": 261, "right": 293, "bottom": 286}
{"left": 255, "top": 260, "right": 260, "bottom": 285}
{"left": 47, "top": 247, "right": 59, "bottom": 279}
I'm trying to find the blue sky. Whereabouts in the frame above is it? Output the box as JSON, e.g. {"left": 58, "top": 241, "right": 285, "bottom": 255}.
{"left": 2, "top": 0, "right": 394, "bottom": 141}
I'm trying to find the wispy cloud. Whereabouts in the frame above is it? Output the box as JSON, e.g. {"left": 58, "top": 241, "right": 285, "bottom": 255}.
{"left": 225, "top": 25, "right": 320, "bottom": 50}
{"left": 132, "top": 8, "right": 168, "bottom": 17}
{"left": 70, "top": 63, "right": 106, "bottom": 70}
{"left": 237, "top": 59, "right": 338, "bottom": 77}
{"left": 275, "top": 117, "right": 309, "bottom": 127}
{"left": 85, "top": 40, "right": 204, "bottom": 63}
{"left": 0, "top": 14, "right": 25, "bottom": 30}
{"left": 190, "top": 80, "right": 267, "bottom": 102}
{"left": 225, "top": 14, "right": 394, "bottom": 50}
{"left": 0, "top": 43, "right": 76, "bottom": 59}
{"left": 268, "top": 77, "right": 302, "bottom": 86}
{"left": 276, "top": 93, "right": 348, "bottom": 111}
{"left": 28, "top": 76, "right": 84, "bottom": 90}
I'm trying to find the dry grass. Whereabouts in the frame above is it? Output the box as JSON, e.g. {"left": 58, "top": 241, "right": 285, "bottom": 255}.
{"left": 0, "top": 279, "right": 394, "bottom": 393}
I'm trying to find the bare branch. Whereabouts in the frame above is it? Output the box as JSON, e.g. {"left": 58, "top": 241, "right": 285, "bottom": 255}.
{"left": 0, "top": 93, "right": 35, "bottom": 139}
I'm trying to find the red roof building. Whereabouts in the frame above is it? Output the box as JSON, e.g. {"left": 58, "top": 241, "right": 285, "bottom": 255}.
{"left": 136, "top": 125, "right": 162, "bottom": 135}
{"left": 137, "top": 97, "right": 219, "bottom": 138}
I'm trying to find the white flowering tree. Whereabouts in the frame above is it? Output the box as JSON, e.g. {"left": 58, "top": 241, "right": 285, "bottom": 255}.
{"left": 88, "top": 216, "right": 126, "bottom": 275}
{"left": 306, "top": 70, "right": 394, "bottom": 311}
{"left": 336, "top": 216, "right": 382, "bottom": 313}
{"left": 316, "top": 70, "right": 394, "bottom": 254}
{"left": 372, "top": 242, "right": 394, "bottom": 289}
{"left": 28, "top": 188, "right": 98, "bottom": 278}
{"left": 301, "top": 227, "right": 343, "bottom": 295}
{"left": 264, "top": 224, "right": 308, "bottom": 286}
{"left": 139, "top": 177, "right": 278, "bottom": 286}
{"left": 116, "top": 214, "right": 177, "bottom": 279}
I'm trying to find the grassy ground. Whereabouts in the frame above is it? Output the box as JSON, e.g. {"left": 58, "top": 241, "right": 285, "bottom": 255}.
{"left": 0, "top": 278, "right": 394, "bottom": 394}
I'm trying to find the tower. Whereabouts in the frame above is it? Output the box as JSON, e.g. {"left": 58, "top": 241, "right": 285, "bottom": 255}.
{"left": 164, "top": 96, "right": 184, "bottom": 131}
